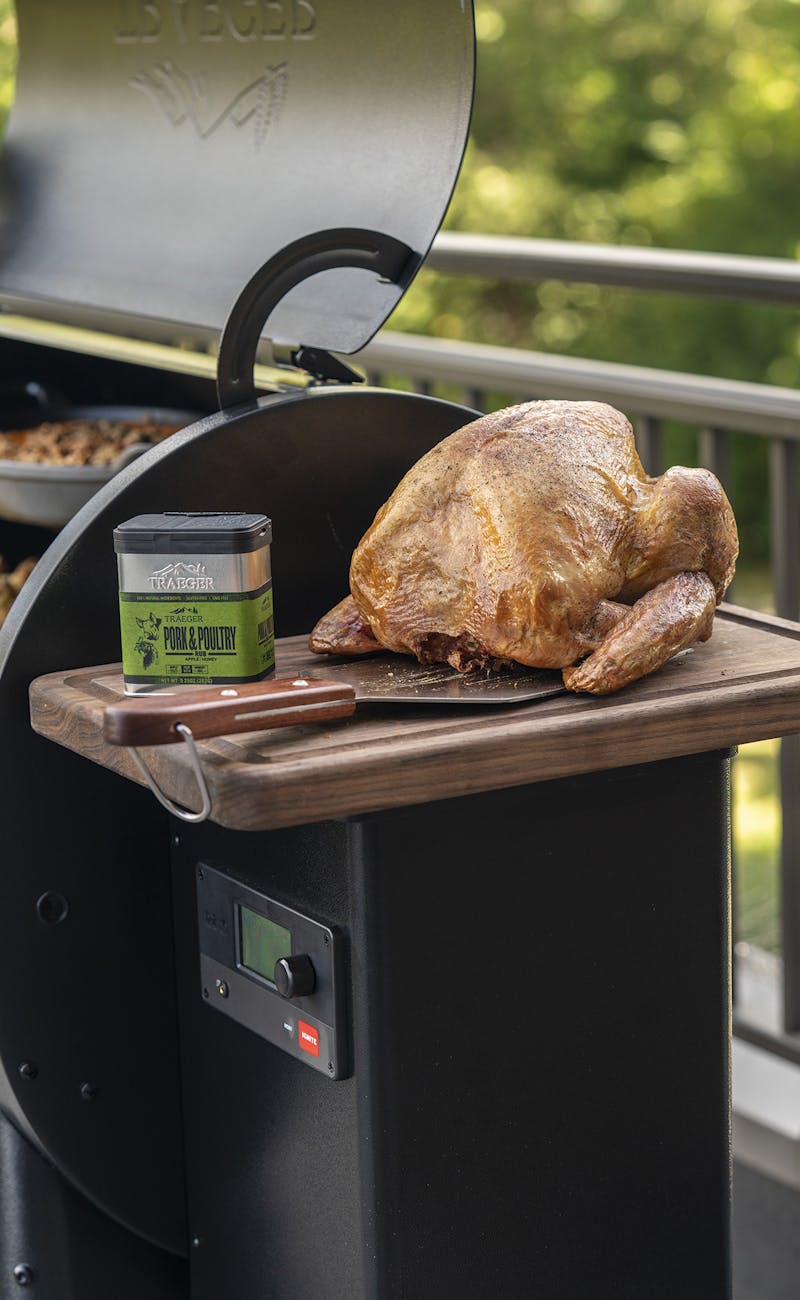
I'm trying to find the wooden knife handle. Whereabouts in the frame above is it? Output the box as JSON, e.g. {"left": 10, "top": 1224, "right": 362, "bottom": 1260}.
{"left": 103, "top": 677, "right": 357, "bottom": 747}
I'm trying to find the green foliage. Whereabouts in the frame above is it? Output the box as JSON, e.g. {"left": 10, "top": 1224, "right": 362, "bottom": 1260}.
{"left": 392, "top": 0, "right": 800, "bottom": 563}
{"left": 733, "top": 738, "right": 781, "bottom": 952}
{"left": 400, "top": 0, "right": 800, "bottom": 376}
{"left": 459, "top": 0, "right": 800, "bottom": 259}
{"left": 0, "top": 1, "right": 15, "bottom": 133}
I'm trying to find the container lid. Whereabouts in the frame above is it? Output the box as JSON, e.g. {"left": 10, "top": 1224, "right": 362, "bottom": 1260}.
{"left": 0, "top": 2, "right": 475, "bottom": 357}
{"left": 114, "top": 512, "right": 272, "bottom": 553}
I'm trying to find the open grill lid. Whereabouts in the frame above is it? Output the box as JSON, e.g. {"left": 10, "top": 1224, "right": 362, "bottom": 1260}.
{"left": 0, "top": 1, "right": 475, "bottom": 359}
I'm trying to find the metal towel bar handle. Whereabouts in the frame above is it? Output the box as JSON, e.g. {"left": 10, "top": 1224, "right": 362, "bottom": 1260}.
{"left": 127, "top": 723, "right": 212, "bottom": 824}
{"left": 104, "top": 678, "right": 357, "bottom": 824}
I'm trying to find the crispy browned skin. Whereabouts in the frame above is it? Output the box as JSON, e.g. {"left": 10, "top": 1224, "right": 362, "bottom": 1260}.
{"left": 310, "top": 593, "right": 381, "bottom": 655}
{"left": 309, "top": 400, "right": 738, "bottom": 693}
{"left": 562, "top": 572, "right": 716, "bottom": 695}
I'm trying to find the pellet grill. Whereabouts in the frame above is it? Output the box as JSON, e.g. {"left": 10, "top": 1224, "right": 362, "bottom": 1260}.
{"left": 3, "top": 4, "right": 800, "bottom": 1299}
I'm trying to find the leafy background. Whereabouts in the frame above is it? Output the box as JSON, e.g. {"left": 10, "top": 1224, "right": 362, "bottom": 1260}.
{"left": 0, "top": 2, "right": 13, "bottom": 126}
{"left": 402, "top": 0, "right": 800, "bottom": 383}
{"left": 390, "top": 0, "right": 800, "bottom": 581}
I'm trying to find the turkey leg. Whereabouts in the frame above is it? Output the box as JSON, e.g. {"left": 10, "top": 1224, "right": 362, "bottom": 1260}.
{"left": 309, "top": 593, "right": 383, "bottom": 655}
{"left": 562, "top": 571, "right": 716, "bottom": 695}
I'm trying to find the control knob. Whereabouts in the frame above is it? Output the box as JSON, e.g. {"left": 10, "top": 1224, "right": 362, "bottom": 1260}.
{"left": 274, "top": 954, "right": 316, "bottom": 999}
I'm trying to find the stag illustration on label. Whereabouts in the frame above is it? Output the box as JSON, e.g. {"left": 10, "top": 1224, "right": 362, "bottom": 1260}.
{"left": 134, "top": 611, "right": 163, "bottom": 668}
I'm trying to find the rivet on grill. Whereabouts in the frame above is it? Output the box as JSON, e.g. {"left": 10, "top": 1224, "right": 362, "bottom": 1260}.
{"left": 36, "top": 891, "right": 69, "bottom": 925}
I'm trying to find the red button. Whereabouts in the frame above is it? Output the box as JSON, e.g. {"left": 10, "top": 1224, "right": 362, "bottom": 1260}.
{"left": 298, "top": 1020, "right": 320, "bottom": 1057}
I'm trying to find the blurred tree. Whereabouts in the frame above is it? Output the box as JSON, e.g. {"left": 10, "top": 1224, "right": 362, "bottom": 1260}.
{"left": 0, "top": 1, "right": 14, "bottom": 129}
{"left": 392, "top": 0, "right": 800, "bottom": 561}
{"left": 399, "top": 0, "right": 800, "bottom": 386}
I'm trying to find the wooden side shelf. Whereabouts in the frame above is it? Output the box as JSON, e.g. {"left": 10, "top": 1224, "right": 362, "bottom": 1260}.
{"left": 29, "top": 605, "right": 800, "bottom": 831}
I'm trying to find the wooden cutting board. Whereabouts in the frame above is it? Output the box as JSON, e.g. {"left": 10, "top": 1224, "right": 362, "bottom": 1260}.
{"left": 28, "top": 604, "right": 800, "bottom": 831}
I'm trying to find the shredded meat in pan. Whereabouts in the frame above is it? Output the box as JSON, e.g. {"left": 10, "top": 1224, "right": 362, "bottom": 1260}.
{"left": 0, "top": 418, "right": 180, "bottom": 467}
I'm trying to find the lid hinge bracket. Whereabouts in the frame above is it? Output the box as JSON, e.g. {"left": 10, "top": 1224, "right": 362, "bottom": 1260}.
{"left": 290, "top": 346, "right": 365, "bottom": 386}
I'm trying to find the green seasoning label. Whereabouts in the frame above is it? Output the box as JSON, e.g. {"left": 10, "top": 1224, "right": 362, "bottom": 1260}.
{"left": 119, "top": 583, "right": 274, "bottom": 686}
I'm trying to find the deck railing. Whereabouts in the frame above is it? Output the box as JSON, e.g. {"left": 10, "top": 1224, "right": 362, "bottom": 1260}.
{"left": 358, "top": 232, "right": 800, "bottom": 1065}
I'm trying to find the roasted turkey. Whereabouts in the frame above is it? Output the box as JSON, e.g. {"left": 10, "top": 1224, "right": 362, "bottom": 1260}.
{"left": 309, "top": 399, "right": 738, "bottom": 694}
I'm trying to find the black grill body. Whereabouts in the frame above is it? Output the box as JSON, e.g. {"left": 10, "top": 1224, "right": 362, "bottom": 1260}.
{"left": 0, "top": 382, "right": 732, "bottom": 1299}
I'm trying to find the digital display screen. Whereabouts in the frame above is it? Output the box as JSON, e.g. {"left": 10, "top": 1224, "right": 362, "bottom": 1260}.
{"left": 239, "top": 905, "right": 291, "bottom": 984}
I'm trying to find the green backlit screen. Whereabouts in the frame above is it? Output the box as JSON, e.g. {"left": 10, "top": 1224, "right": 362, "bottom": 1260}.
{"left": 239, "top": 905, "right": 291, "bottom": 983}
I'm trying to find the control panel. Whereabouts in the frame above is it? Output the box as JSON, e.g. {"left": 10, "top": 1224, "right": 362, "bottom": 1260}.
{"left": 195, "top": 862, "right": 347, "bottom": 1078}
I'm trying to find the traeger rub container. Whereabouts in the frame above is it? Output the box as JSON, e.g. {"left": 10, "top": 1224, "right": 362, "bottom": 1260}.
{"left": 115, "top": 512, "right": 273, "bottom": 692}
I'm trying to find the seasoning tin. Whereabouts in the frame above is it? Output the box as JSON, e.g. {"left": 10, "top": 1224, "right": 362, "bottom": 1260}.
{"left": 114, "top": 512, "right": 274, "bottom": 694}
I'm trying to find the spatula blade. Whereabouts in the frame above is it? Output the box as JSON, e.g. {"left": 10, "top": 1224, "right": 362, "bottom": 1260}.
{"left": 302, "top": 655, "right": 565, "bottom": 705}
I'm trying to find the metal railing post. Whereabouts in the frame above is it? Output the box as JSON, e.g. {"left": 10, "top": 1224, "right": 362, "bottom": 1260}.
{"left": 699, "top": 426, "right": 731, "bottom": 489}
{"left": 636, "top": 415, "right": 664, "bottom": 476}
{"left": 770, "top": 437, "right": 800, "bottom": 1031}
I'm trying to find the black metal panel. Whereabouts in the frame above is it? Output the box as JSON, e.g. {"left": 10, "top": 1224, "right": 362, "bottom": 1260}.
{"left": 0, "top": 1111, "right": 188, "bottom": 1300}
{"left": 168, "top": 752, "right": 732, "bottom": 1299}
{"left": 1, "top": 1, "right": 475, "bottom": 353}
{"left": 348, "top": 755, "right": 732, "bottom": 1299}
{"left": 171, "top": 820, "right": 363, "bottom": 1300}
{"left": 0, "top": 387, "right": 477, "bottom": 1253}
{"left": 0, "top": 742, "right": 187, "bottom": 1256}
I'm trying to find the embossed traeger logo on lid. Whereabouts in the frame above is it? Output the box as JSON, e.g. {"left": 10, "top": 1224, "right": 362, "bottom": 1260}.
{"left": 148, "top": 561, "right": 215, "bottom": 592}
{"left": 114, "top": 1, "right": 317, "bottom": 45}
{"left": 130, "top": 61, "right": 289, "bottom": 146}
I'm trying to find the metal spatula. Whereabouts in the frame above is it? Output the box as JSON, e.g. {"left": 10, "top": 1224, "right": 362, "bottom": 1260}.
{"left": 297, "top": 653, "right": 565, "bottom": 705}
{"left": 103, "top": 656, "right": 565, "bottom": 747}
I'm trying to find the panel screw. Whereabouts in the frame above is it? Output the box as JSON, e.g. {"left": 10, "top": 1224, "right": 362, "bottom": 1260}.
{"left": 13, "top": 1264, "right": 34, "bottom": 1286}
{"left": 79, "top": 1082, "right": 98, "bottom": 1102}
{"left": 18, "top": 1062, "right": 38, "bottom": 1081}
{"left": 36, "top": 892, "right": 69, "bottom": 925}
{"left": 173, "top": 835, "right": 181, "bottom": 847}
{"left": 191, "top": 1237, "right": 202, "bottom": 1249}
{"left": 197, "top": 867, "right": 204, "bottom": 879}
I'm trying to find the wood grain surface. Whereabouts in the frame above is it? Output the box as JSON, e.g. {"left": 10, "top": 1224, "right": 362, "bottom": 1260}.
{"left": 103, "top": 678, "right": 357, "bottom": 747}
{"left": 29, "top": 605, "right": 800, "bottom": 831}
